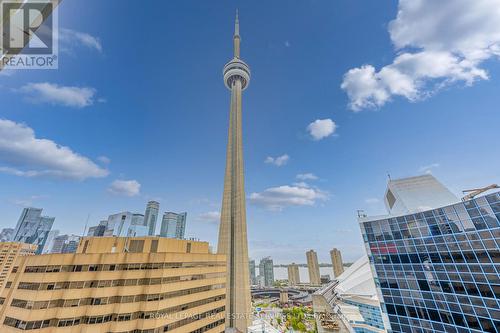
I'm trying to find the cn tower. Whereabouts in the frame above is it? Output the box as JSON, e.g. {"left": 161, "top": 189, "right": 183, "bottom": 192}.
{"left": 217, "top": 10, "right": 252, "bottom": 333}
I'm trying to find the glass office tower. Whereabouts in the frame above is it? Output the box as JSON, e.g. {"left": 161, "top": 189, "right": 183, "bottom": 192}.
{"left": 360, "top": 191, "right": 500, "bottom": 333}
{"left": 12, "top": 207, "right": 55, "bottom": 254}
{"left": 160, "top": 212, "right": 187, "bottom": 239}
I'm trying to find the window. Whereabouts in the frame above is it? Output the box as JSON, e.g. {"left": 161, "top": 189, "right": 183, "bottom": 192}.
{"left": 150, "top": 240, "right": 158, "bottom": 253}
{"left": 386, "top": 189, "right": 396, "bottom": 209}
{"left": 128, "top": 240, "right": 144, "bottom": 253}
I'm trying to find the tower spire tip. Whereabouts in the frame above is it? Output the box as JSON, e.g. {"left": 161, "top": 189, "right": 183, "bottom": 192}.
{"left": 234, "top": 9, "right": 240, "bottom": 37}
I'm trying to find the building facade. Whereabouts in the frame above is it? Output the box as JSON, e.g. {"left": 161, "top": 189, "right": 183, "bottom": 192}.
{"left": 307, "top": 250, "right": 321, "bottom": 286}
{"left": 87, "top": 220, "right": 107, "bottom": 237}
{"left": 313, "top": 255, "right": 387, "bottom": 333}
{"left": 259, "top": 257, "right": 275, "bottom": 287}
{"left": 41, "top": 230, "right": 59, "bottom": 254}
{"left": 384, "top": 175, "right": 457, "bottom": 215}
{"left": 144, "top": 200, "right": 160, "bottom": 236}
{"left": 288, "top": 263, "right": 300, "bottom": 286}
{"left": 249, "top": 259, "right": 256, "bottom": 285}
{"left": 360, "top": 189, "right": 500, "bottom": 333}
{"left": 0, "top": 242, "right": 37, "bottom": 293}
{"left": 12, "top": 208, "right": 54, "bottom": 255}
{"left": 0, "top": 237, "right": 226, "bottom": 333}
{"left": 160, "top": 212, "right": 187, "bottom": 239}
{"left": 330, "top": 248, "right": 344, "bottom": 278}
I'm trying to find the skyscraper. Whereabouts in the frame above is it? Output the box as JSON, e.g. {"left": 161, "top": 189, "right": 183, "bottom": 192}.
{"left": 360, "top": 177, "right": 500, "bottom": 333}
{"left": 12, "top": 207, "right": 54, "bottom": 254}
{"left": 160, "top": 212, "right": 187, "bottom": 239}
{"left": 288, "top": 263, "right": 300, "bottom": 286}
{"left": 330, "top": 248, "right": 344, "bottom": 278}
{"left": 249, "top": 259, "right": 256, "bottom": 285}
{"left": 103, "top": 212, "right": 148, "bottom": 237}
{"left": 0, "top": 228, "right": 13, "bottom": 242}
{"left": 144, "top": 200, "right": 160, "bottom": 236}
{"left": 50, "top": 234, "right": 80, "bottom": 254}
{"left": 259, "top": 257, "right": 275, "bottom": 287}
{"left": 87, "top": 220, "right": 107, "bottom": 237}
{"left": 217, "top": 11, "right": 252, "bottom": 332}
{"left": 41, "top": 229, "right": 59, "bottom": 254}
{"left": 307, "top": 250, "right": 321, "bottom": 286}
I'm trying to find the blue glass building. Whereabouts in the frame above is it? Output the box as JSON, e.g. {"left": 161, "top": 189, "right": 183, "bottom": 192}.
{"left": 360, "top": 191, "right": 500, "bottom": 333}
{"left": 12, "top": 207, "right": 55, "bottom": 255}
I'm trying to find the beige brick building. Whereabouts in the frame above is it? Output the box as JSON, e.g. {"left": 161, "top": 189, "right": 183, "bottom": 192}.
{"left": 0, "top": 242, "right": 37, "bottom": 296}
{"left": 0, "top": 237, "right": 226, "bottom": 333}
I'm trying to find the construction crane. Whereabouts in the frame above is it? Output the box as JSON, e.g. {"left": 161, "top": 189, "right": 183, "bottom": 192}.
{"left": 462, "top": 184, "right": 499, "bottom": 201}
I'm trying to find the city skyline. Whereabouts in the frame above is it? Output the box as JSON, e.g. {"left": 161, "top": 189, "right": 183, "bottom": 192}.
{"left": 1, "top": 0, "right": 500, "bottom": 265}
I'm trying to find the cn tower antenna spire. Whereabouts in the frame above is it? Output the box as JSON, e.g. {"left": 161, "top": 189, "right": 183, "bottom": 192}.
{"left": 233, "top": 9, "right": 240, "bottom": 58}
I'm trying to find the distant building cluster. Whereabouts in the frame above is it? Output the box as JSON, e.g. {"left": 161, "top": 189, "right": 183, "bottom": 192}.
{"left": 0, "top": 200, "right": 189, "bottom": 256}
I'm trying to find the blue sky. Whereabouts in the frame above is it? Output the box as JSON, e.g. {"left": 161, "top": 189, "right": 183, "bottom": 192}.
{"left": 1, "top": 0, "right": 499, "bottom": 263}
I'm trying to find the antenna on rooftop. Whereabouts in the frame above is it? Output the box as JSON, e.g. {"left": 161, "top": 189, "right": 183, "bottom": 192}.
{"left": 82, "top": 214, "right": 90, "bottom": 237}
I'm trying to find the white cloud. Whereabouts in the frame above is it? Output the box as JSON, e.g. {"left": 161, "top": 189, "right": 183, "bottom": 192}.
{"left": 249, "top": 182, "right": 328, "bottom": 211}
{"left": 59, "top": 28, "right": 102, "bottom": 53}
{"left": 197, "top": 211, "right": 221, "bottom": 224}
{"left": 0, "top": 119, "right": 108, "bottom": 180}
{"left": 9, "top": 195, "right": 46, "bottom": 207}
{"left": 418, "top": 163, "right": 440, "bottom": 174}
{"left": 20, "top": 82, "right": 97, "bottom": 108}
{"left": 342, "top": 0, "right": 500, "bottom": 111}
{"left": 307, "top": 119, "right": 336, "bottom": 140}
{"left": 108, "top": 180, "right": 141, "bottom": 197}
{"left": 365, "top": 198, "right": 380, "bottom": 204}
{"left": 296, "top": 173, "right": 318, "bottom": 181}
{"left": 265, "top": 154, "right": 290, "bottom": 167}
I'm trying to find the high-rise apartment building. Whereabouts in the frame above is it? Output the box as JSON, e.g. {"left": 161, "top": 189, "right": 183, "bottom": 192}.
{"left": 288, "top": 263, "right": 300, "bottom": 286}
{"left": 0, "top": 237, "right": 226, "bottom": 332}
{"left": 0, "top": 242, "right": 36, "bottom": 293}
{"left": 259, "top": 257, "right": 275, "bottom": 287}
{"left": 249, "top": 259, "right": 256, "bottom": 285}
{"left": 12, "top": 208, "right": 54, "bottom": 255}
{"left": 307, "top": 250, "right": 321, "bottom": 286}
{"left": 330, "top": 248, "right": 344, "bottom": 278}
{"left": 0, "top": 229, "right": 13, "bottom": 242}
{"left": 144, "top": 200, "right": 160, "bottom": 236}
{"left": 160, "top": 212, "right": 187, "bottom": 239}
{"left": 360, "top": 176, "right": 500, "bottom": 333}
